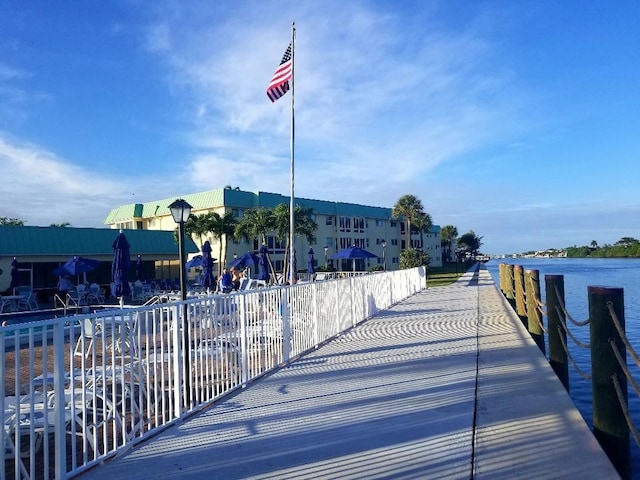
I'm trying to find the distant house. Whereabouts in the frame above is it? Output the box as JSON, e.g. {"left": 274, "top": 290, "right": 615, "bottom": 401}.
{"left": 0, "top": 226, "right": 198, "bottom": 294}
{"left": 104, "top": 187, "right": 443, "bottom": 273}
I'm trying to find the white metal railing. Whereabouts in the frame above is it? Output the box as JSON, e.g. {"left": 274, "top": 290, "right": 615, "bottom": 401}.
{"left": 1, "top": 267, "right": 426, "bottom": 479}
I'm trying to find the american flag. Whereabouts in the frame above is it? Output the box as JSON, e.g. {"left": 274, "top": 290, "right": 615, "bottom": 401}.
{"left": 266, "top": 42, "right": 292, "bottom": 102}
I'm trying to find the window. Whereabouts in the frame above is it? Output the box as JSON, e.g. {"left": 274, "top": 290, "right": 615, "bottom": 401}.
{"left": 136, "top": 221, "right": 143, "bottom": 230}
{"left": 375, "top": 219, "right": 384, "bottom": 227}
{"left": 326, "top": 216, "right": 333, "bottom": 225}
{"left": 391, "top": 239, "right": 398, "bottom": 246}
{"left": 339, "top": 216, "right": 351, "bottom": 232}
{"left": 390, "top": 220, "right": 397, "bottom": 227}
{"left": 326, "top": 237, "right": 334, "bottom": 248}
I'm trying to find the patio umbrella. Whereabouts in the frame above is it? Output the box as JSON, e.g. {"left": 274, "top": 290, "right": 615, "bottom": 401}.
{"left": 112, "top": 232, "right": 131, "bottom": 303}
{"left": 307, "top": 248, "right": 315, "bottom": 276}
{"left": 258, "top": 244, "right": 270, "bottom": 282}
{"left": 55, "top": 256, "right": 101, "bottom": 276}
{"left": 185, "top": 255, "right": 204, "bottom": 269}
{"left": 201, "top": 241, "right": 215, "bottom": 290}
{"left": 10, "top": 257, "right": 19, "bottom": 295}
{"left": 136, "top": 255, "right": 143, "bottom": 281}
{"left": 332, "top": 246, "right": 378, "bottom": 272}
{"left": 229, "top": 251, "right": 259, "bottom": 270}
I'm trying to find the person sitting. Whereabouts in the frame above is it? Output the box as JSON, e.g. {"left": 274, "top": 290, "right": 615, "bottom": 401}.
{"left": 230, "top": 267, "right": 244, "bottom": 291}
{"left": 220, "top": 268, "right": 233, "bottom": 293}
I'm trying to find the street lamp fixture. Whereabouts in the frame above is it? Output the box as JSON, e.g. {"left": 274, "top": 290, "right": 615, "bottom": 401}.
{"left": 324, "top": 245, "right": 329, "bottom": 270}
{"left": 381, "top": 240, "right": 387, "bottom": 271}
{"left": 168, "top": 198, "right": 192, "bottom": 408}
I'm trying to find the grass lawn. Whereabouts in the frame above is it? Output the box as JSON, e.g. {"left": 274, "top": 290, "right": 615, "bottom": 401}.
{"left": 426, "top": 263, "right": 472, "bottom": 287}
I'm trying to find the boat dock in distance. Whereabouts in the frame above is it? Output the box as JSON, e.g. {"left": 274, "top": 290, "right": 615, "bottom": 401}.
{"left": 80, "top": 265, "right": 619, "bottom": 480}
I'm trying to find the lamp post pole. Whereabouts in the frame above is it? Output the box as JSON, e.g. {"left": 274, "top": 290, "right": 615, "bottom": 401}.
{"left": 169, "top": 198, "right": 193, "bottom": 409}
{"left": 324, "top": 246, "right": 328, "bottom": 270}
{"left": 381, "top": 240, "right": 387, "bottom": 271}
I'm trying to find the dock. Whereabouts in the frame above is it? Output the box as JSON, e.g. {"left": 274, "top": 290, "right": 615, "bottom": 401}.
{"left": 79, "top": 266, "right": 619, "bottom": 479}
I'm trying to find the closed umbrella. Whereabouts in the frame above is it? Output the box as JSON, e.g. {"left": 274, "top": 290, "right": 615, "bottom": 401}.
{"left": 136, "top": 255, "right": 143, "bottom": 281}
{"left": 201, "top": 241, "right": 215, "bottom": 291}
{"left": 258, "top": 244, "right": 270, "bottom": 282}
{"left": 10, "top": 257, "right": 19, "bottom": 295}
{"left": 307, "top": 248, "right": 315, "bottom": 277}
{"left": 112, "top": 232, "right": 131, "bottom": 305}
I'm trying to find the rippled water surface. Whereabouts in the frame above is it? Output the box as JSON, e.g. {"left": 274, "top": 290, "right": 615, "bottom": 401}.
{"left": 486, "top": 258, "right": 640, "bottom": 476}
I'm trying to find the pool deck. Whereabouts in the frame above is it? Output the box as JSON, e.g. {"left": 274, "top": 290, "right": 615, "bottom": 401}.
{"left": 79, "top": 266, "right": 619, "bottom": 479}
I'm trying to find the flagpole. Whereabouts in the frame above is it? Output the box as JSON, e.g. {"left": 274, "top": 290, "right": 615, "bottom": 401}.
{"left": 289, "top": 22, "right": 296, "bottom": 284}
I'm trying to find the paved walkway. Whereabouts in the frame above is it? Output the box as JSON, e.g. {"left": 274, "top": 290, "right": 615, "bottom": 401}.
{"left": 80, "top": 266, "right": 619, "bottom": 479}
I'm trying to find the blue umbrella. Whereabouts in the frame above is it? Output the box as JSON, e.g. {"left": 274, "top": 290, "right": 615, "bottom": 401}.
{"left": 229, "top": 251, "right": 259, "bottom": 270}
{"left": 201, "top": 241, "right": 215, "bottom": 290}
{"left": 332, "top": 246, "right": 377, "bottom": 272}
{"left": 307, "top": 248, "right": 315, "bottom": 276}
{"left": 136, "top": 254, "right": 143, "bottom": 281}
{"left": 186, "top": 255, "right": 204, "bottom": 269}
{"left": 258, "top": 244, "right": 270, "bottom": 282}
{"left": 55, "top": 256, "right": 101, "bottom": 276}
{"left": 112, "top": 232, "right": 131, "bottom": 299}
{"left": 10, "top": 257, "right": 19, "bottom": 294}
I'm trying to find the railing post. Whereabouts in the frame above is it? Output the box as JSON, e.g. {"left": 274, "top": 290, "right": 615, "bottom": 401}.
{"left": 545, "top": 274, "right": 569, "bottom": 392}
{"left": 525, "top": 269, "right": 545, "bottom": 354}
{"left": 513, "top": 265, "right": 527, "bottom": 328}
{"left": 503, "top": 263, "right": 515, "bottom": 310}
{"left": 588, "top": 286, "right": 630, "bottom": 480}
{"left": 53, "top": 321, "right": 67, "bottom": 479}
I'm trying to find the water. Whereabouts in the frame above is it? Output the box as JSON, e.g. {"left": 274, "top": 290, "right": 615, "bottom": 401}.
{"left": 486, "top": 258, "right": 640, "bottom": 476}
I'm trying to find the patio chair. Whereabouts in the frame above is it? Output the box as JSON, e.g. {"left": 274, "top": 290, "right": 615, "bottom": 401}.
{"left": 86, "top": 283, "right": 105, "bottom": 304}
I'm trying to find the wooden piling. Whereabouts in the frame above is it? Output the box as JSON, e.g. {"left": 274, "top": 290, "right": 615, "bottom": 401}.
{"left": 545, "top": 275, "right": 568, "bottom": 392}
{"left": 525, "top": 269, "right": 545, "bottom": 354}
{"left": 588, "top": 286, "right": 630, "bottom": 480}
{"left": 513, "top": 265, "right": 527, "bottom": 328}
{"left": 503, "top": 264, "right": 515, "bottom": 310}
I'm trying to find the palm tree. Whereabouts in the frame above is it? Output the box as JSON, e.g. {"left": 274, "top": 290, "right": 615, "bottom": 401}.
{"left": 185, "top": 213, "right": 215, "bottom": 248}
{"left": 235, "top": 208, "right": 276, "bottom": 245}
{"left": 206, "top": 211, "right": 238, "bottom": 276}
{"left": 413, "top": 211, "right": 433, "bottom": 253}
{"left": 273, "top": 203, "right": 318, "bottom": 281}
{"left": 392, "top": 194, "right": 424, "bottom": 249}
{"left": 235, "top": 208, "right": 278, "bottom": 281}
{"left": 441, "top": 225, "right": 458, "bottom": 264}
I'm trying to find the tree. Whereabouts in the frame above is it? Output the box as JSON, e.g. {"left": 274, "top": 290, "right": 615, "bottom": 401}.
{"left": 0, "top": 217, "right": 25, "bottom": 226}
{"left": 457, "top": 230, "right": 483, "bottom": 258}
{"left": 272, "top": 203, "right": 318, "bottom": 281}
{"left": 441, "top": 225, "right": 458, "bottom": 263}
{"left": 413, "top": 211, "right": 433, "bottom": 253}
{"left": 50, "top": 222, "right": 71, "bottom": 227}
{"left": 399, "top": 248, "right": 430, "bottom": 269}
{"left": 235, "top": 208, "right": 276, "bottom": 246}
{"left": 211, "top": 212, "right": 238, "bottom": 276}
{"left": 392, "top": 194, "right": 424, "bottom": 249}
{"left": 185, "top": 213, "right": 214, "bottom": 248}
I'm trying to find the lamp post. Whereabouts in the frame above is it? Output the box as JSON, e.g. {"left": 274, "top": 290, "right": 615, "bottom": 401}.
{"left": 169, "top": 198, "right": 193, "bottom": 408}
{"left": 381, "top": 240, "right": 387, "bottom": 271}
{"left": 324, "top": 245, "right": 328, "bottom": 270}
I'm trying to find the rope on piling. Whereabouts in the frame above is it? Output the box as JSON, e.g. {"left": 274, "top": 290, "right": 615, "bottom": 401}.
{"left": 607, "top": 301, "right": 640, "bottom": 368}
{"left": 611, "top": 373, "right": 640, "bottom": 448}
{"left": 557, "top": 325, "right": 592, "bottom": 380}
{"left": 609, "top": 339, "right": 640, "bottom": 399}
{"left": 527, "top": 276, "right": 547, "bottom": 316}
{"left": 554, "top": 285, "right": 590, "bottom": 327}
{"left": 556, "top": 307, "right": 590, "bottom": 349}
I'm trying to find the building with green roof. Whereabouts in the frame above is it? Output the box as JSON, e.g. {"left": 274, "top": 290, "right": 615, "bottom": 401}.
{"left": 0, "top": 226, "right": 198, "bottom": 294}
{"left": 104, "top": 187, "right": 442, "bottom": 274}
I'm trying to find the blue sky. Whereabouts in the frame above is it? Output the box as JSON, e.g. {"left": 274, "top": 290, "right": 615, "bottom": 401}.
{"left": 1, "top": 1, "right": 639, "bottom": 255}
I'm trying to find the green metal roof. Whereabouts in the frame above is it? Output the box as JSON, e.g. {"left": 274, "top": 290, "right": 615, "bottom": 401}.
{"left": 103, "top": 187, "right": 443, "bottom": 231}
{"left": 0, "top": 226, "right": 199, "bottom": 257}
